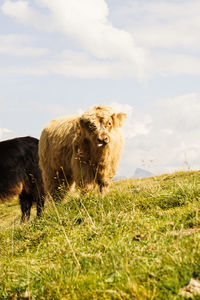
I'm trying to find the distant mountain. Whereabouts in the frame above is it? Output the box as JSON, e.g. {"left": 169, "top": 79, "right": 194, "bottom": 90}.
{"left": 133, "top": 168, "right": 154, "bottom": 179}
{"left": 113, "top": 168, "right": 154, "bottom": 181}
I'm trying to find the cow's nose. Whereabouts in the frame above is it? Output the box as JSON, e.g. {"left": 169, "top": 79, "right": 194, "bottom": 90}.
{"left": 103, "top": 136, "right": 109, "bottom": 143}
{"left": 97, "top": 137, "right": 109, "bottom": 147}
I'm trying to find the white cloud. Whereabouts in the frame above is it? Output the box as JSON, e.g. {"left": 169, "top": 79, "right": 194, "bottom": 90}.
{"left": 118, "top": 93, "right": 200, "bottom": 176}
{"left": 1, "top": 0, "right": 54, "bottom": 31}
{"left": 112, "top": 0, "right": 200, "bottom": 76}
{"left": 129, "top": 0, "right": 200, "bottom": 20}
{"left": 116, "top": 0, "right": 200, "bottom": 37}
{"left": 51, "top": 53, "right": 118, "bottom": 79}
{"left": 1, "top": 0, "right": 200, "bottom": 78}
{"left": 154, "top": 54, "right": 200, "bottom": 76}
{"left": 111, "top": 102, "right": 152, "bottom": 139}
{"left": 38, "top": 0, "right": 149, "bottom": 67}
{"left": 0, "top": 128, "right": 13, "bottom": 140}
{"left": 1, "top": 0, "right": 151, "bottom": 79}
{"left": 0, "top": 34, "right": 48, "bottom": 56}
{"left": 0, "top": 50, "right": 149, "bottom": 79}
{"left": 134, "top": 23, "right": 200, "bottom": 50}
{"left": 0, "top": 54, "right": 123, "bottom": 78}
{"left": 1, "top": 50, "right": 200, "bottom": 79}
{"left": 0, "top": 65, "right": 47, "bottom": 76}
{"left": 2, "top": 0, "right": 33, "bottom": 21}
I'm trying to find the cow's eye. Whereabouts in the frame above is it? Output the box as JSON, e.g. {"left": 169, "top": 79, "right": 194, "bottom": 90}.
{"left": 108, "top": 121, "right": 112, "bottom": 126}
{"left": 89, "top": 123, "right": 97, "bottom": 132}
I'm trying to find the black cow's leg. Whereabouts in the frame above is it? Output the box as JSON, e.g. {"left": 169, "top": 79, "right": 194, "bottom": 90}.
{"left": 19, "top": 190, "right": 32, "bottom": 222}
{"left": 36, "top": 195, "right": 44, "bottom": 217}
{"left": 97, "top": 180, "right": 109, "bottom": 194}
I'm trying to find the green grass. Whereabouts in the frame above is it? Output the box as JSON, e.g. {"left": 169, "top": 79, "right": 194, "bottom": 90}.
{"left": 1, "top": 170, "right": 200, "bottom": 299}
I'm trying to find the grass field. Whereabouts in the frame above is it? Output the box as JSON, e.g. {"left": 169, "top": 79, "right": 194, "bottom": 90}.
{"left": 1, "top": 171, "right": 200, "bottom": 299}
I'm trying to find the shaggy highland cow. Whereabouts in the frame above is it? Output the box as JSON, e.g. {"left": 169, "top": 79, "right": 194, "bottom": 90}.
{"left": 39, "top": 105, "right": 126, "bottom": 199}
{"left": 0, "top": 136, "right": 44, "bottom": 222}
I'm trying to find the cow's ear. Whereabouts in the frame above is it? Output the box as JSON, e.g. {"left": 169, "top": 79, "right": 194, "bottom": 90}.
{"left": 112, "top": 113, "right": 127, "bottom": 127}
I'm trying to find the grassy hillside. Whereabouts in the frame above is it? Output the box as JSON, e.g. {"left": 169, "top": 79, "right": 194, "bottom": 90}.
{"left": 1, "top": 171, "right": 200, "bottom": 299}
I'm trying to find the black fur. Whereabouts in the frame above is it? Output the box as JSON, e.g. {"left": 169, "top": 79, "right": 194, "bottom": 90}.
{"left": 0, "top": 136, "right": 44, "bottom": 222}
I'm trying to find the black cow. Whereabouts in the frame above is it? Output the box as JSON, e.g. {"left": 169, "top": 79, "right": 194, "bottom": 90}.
{"left": 0, "top": 136, "right": 44, "bottom": 222}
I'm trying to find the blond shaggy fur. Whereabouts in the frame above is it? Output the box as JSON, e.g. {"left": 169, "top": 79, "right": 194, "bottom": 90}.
{"left": 38, "top": 105, "right": 126, "bottom": 199}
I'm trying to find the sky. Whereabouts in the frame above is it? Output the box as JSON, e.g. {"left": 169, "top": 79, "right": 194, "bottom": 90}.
{"left": 0, "top": 0, "right": 200, "bottom": 177}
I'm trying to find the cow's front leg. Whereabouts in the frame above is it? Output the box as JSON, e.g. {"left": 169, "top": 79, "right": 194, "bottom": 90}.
{"left": 97, "top": 180, "right": 109, "bottom": 194}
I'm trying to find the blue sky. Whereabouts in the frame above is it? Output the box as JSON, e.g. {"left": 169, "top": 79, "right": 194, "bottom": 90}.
{"left": 1, "top": 0, "right": 200, "bottom": 177}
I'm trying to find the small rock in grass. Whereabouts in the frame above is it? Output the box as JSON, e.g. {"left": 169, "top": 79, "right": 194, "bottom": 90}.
{"left": 179, "top": 278, "right": 200, "bottom": 297}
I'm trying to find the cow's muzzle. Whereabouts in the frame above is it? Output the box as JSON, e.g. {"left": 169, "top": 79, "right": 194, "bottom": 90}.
{"left": 97, "top": 136, "right": 109, "bottom": 147}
